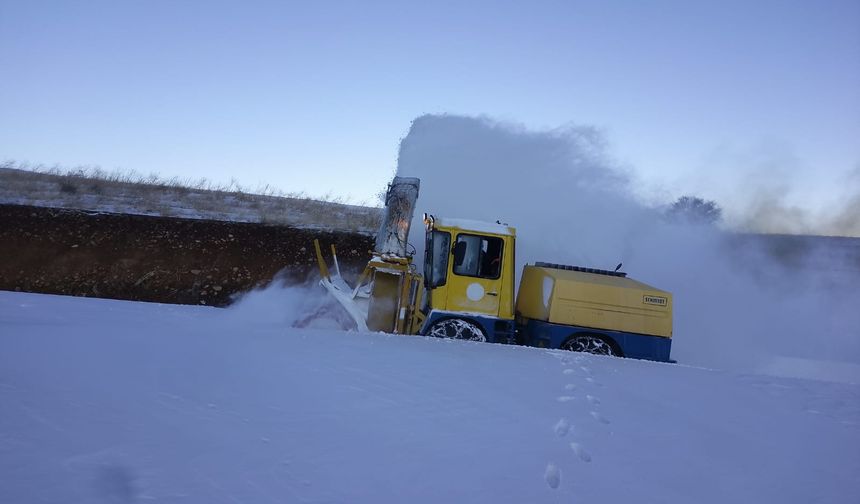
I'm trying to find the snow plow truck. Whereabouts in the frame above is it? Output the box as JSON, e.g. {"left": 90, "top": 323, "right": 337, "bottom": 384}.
{"left": 314, "top": 177, "right": 673, "bottom": 362}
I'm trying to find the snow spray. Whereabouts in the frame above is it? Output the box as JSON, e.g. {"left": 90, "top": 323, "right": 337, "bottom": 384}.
{"left": 395, "top": 114, "right": 860, "bottom": 374}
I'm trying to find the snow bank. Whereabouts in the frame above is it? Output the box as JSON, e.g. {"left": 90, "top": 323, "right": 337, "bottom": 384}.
{"left": 1, "top": 291, "right": 858, "bottom": 503}
{"left": 0, "top": 167, "right": 381, "bottom": 234}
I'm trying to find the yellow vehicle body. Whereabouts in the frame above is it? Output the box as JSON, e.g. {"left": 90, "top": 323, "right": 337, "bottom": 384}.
{"left": 516, "top": 264, "right": 673, "bottom": 338}
{"left": 423, "top": 216, "right": 517, "bottom": 322}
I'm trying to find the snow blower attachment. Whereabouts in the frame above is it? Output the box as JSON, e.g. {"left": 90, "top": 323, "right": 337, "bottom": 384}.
{"left": 314, "top": 176, "right": 425, "bottom": 333}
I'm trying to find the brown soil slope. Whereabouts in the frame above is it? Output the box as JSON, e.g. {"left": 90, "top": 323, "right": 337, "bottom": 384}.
{"left": 1, "top": 204, "right": 373, "bottom": 306}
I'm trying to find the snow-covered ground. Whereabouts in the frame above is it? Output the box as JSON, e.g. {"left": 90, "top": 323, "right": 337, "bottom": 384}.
{"left": 1, "top": 290, "right": 859, "bottom": 503}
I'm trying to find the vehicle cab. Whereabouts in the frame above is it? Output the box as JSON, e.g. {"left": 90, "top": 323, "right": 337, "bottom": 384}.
{"left": 420, "top": 214, "right": 517, "bottom": 343}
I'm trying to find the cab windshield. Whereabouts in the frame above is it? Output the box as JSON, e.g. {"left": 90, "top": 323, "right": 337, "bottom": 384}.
{"left": 424, "top": 230, "right": 450, "bottom": 289}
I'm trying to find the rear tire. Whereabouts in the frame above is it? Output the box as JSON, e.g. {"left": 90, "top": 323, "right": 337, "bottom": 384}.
{"left": 562, "top": 334, "right": 618, "bottom": 356}
{"left": 427, "top": 319, "right": 487, "bottom": 342}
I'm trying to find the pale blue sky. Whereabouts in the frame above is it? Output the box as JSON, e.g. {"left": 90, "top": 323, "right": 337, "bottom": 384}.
{"left": 2, "top": 0, "right": 858, "bottom": 214}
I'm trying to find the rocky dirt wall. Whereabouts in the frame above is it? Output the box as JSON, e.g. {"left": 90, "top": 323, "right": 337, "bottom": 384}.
{"left": 0, "top": 204, "right": 374, "bottom": 306}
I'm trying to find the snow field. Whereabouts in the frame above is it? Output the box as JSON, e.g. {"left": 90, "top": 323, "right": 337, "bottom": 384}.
{"left": 1, "top": 290, "right": 859, "bottom": 503}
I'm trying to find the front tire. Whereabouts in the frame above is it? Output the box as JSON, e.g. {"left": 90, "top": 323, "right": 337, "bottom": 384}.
{"left": 562, "top": 334, "right": 618, "bottom": 356}
{"left": 427, "top": 319, "right": 487, "bottom": 342}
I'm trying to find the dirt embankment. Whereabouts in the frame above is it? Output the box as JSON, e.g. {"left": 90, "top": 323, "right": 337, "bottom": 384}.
{"left": 0, "top": 204, "right": 374, "bottom": 306}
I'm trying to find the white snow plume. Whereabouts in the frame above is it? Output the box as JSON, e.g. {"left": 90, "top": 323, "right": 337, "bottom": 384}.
{"left": 396, "top": 114, "right": 860, "bottom": 376}
{"left": 224, "top": 274, "right": 355, "bottom": 331}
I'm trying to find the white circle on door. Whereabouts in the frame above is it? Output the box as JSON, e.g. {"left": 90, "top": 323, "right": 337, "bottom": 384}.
{"left": 466, "top": 283, "right": 485, "bottom": 301}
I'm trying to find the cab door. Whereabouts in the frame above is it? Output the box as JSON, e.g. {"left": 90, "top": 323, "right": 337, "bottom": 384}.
{"left": 445, "top": 232, "right": 505, "bottom": 317}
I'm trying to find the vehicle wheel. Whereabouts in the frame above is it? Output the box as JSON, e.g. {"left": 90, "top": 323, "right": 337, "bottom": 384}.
{"left": 427, "top": 319, "right": 487, "bottom": 342}
{"left": 562, "top": 334, "right": 617, "bottom": 356}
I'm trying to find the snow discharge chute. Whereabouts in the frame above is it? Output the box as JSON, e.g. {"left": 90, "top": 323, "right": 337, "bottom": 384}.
{"left": 314, "top": 177, "right": 425, "bottom": 333}
{"left": 375, "top": 176, "right": 420, "bottom": 258}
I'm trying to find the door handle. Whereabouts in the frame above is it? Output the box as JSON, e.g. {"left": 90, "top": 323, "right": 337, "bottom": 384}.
{"left": 487, "top": 291, "right": 498, "bottom": 296}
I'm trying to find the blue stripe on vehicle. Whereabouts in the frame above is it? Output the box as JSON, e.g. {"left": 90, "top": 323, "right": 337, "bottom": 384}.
{"left": 522, "top": 318, "right": 673, "bottom": 362}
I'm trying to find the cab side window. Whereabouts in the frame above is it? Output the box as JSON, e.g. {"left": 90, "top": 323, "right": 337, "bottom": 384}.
{"left": 452, "top": 234, "right": 503, "bottom": 279}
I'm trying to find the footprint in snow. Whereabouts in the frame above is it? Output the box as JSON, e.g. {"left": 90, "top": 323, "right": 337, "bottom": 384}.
{"left": 570, "top": 442, "right": 592, "bottom": 462}
{"left": 554, "top": 418, "right": 571, "bottom": 437}
{"left": 586, "top": 394, "right": 600, "bottom": 405}
{"left": 93, "top": 465, "right": 136, "bottom": 503}
{"left": 557, "top": 396, "right": 575, "bottom": 403}
{"left": 564, "top": 384, "right": 577, "bottom": 391}
{"left": 590, "top": 411, "right": 610, "bottom": 424}
{"left": 580, "top": 366, "right": 591, "bottom": 375}
{"left": 562, "top": 369, "right": 575, "bottom": 375}
{"left": 585, "top": 377, "right": 602, "bottom": 386}
{"left": 544, "top": 463, "right": 561, "bottom": 489}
